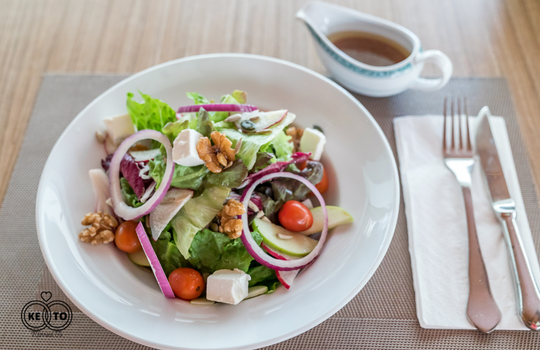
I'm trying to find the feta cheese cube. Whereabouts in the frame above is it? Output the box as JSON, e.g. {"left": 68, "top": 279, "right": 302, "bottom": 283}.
{"left": 206, "top": 269, "right": 251, "bottom": 305}
{"left": 103, "top": 114, "right": 136, "bottom": 145}
{"left": 172, "top": 129, "right": 205, "bottom": 167}
{"left": 299, "top": 127, "right": 326, "bottom": 161}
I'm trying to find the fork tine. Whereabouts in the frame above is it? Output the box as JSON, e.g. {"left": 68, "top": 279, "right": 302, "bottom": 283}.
{"left": 464, "top": 97, "right": 472, "bottom": 151}
{"left": 443, "top": 97, "right": 447, "bottom": 152}
{"left": 450, "top": 97, "right": 455, "bottom": 150}
{"left": 457, "top": 97, "right": 463, "bottom": 150}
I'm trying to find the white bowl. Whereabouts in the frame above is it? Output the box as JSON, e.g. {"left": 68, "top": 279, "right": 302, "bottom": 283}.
{"left": 36, "top": 54, "right": 399, "bottom": 350}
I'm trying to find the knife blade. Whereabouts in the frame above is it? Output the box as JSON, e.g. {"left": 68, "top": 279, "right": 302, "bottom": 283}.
{"left": 476, "top": 116, "right": 512, "bottom": 204}
{"left": 476, "top": 106, "right": 540, "bottom": 330}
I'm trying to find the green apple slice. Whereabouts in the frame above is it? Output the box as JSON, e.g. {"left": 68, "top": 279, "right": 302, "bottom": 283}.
{"left": 253, "top": 218, "right": 318, "bottom": 257}
{"left": 246, "top": 286, "right": 268, "bottom": 299}
{"left": 299, "top": 206, "right": 353, "bottom": 235}
{"left": 128, "top": 250, "right": 150, "bottom": 267}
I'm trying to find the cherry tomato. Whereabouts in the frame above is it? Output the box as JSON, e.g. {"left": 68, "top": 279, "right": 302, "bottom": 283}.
{"left": 315, "top": 167, "right": 329, "bottom": 194}
{"left": 278, "top": 200, "right": 314, "bottom": 232}
{"left": 298, "top": 161, "right": 329, "bottom": 194}
{"left": 169, "top": 268, "right": 205, "bottom": 300}
{"left": 297, "top": 160, "right": 308, "bottom": 170}
{"left": 114, "top": 221, "right": 142, "bottom": 253}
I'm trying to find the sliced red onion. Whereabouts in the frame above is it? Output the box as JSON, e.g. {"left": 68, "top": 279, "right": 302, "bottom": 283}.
{"left": 177, "top": 104, "right": 257, "bottom": 113}
{"left": 135, "top": 223, "right": 175, "bottom": 298}
{"left": 130, "top": 148, "right": 162, "bottom": 162}
{"left": 240, "top": 172, "right": 328, "bottom": 271}
{"left": 139, "top": 163, "right": 151, "bottom": 180}
{"left": 237, "top": 152, "right": 311, "bottom": 189}
{"left": 262, "top": 243, "right": 300, "bottom": 289}
{"left": 109, "top": 130, "right": 174, "bottom": 220}
{"left": 251, "top": 193, "right": 263, "bottom": 211}
{"left": 89, "top": 169, "right": 114, "bottom": 217}
{"left": 140, "top": 182, "right": 156, "bottom": 204}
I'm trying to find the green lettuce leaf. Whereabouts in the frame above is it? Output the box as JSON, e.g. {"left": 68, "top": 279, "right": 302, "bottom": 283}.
{"left": 221, "top": 90, "right": 246, "bottom": 104}
{"left": 171, "top": 165, "right": 209, "bottom": 190}
{"left": 214, "top": 112, "right": 296, "bottom": 169}
{"left": 231, "top": 90, "right": 247, "bottom": 104}
{"left": 188, "top": 229, "right": 263, "bottom": 273}
{"left": 149, "top": 155, "right": 209, "bottom": 190}
{"left": 126, "top": 92, "right": 176, "bottom": 132}
{"left": 205, "top": 160, "right": 248, "bottom": 188}
{"left": 247, "top": 265, "right": 277, "bottom": 287}
{"left": 252, "top": 152, "right": 276, "bottom": 171}
{"left": 171, "top": 185, "right": 231, "bottom": 259}
{"left": 271, "top": 131, "right": 294, "bottom": 160}
{"left": 120, "top": 178, "right": 143, "bottom": 207}
{"left": 196, "top": 108, "right": 214, "bottom": 137}
{"left": 162, "top": 120, "right": 189, "bottom": 142}
{"left": 265, "top": 281, "right": 280, "bottom": 294}
{"left": 186, "top": 92, "right": 210, "bottom": 105}
{"left": 148, "top": 155, "right": 166, "bottom": 188}
{"left": 150, "top": 230, "right": 188, "bottom": 277}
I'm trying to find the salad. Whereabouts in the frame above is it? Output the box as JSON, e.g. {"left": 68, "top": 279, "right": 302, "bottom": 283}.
{"left": 79, "top": 90, "right": 353, "bottom": 305}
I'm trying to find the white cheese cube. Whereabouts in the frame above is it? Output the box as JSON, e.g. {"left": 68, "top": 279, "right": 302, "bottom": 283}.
{"left": 299, "top": 127, "right": 326, "bottom": 161}
{"left": 103, "top": 114, "right": 136, "bottom": 145}
{"left": 206, "top": 269, "right": 251, "bottom": 305}
{"left": 172, "top": 129, "right": 205, "bottom": 167}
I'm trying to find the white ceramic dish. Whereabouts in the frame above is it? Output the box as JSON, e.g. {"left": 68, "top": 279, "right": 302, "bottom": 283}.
{"left": 36, "top": 54, "right": 399, "bottom": 350}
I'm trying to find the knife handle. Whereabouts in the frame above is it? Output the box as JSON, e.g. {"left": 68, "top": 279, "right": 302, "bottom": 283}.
{"left": 462, "top": 187, "right": 502, "bottom": 333}
{"left": 501, "top": 212, "right": 540, "bottom": 330}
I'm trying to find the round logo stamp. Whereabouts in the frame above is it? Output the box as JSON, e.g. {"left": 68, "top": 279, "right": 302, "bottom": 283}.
{"left": 21, "top": 292, "right": 73, "bottom": 332}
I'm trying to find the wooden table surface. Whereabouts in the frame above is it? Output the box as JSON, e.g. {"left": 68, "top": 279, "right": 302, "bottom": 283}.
{"left": 1, "top": 0, "right": 540, "bottom": 205}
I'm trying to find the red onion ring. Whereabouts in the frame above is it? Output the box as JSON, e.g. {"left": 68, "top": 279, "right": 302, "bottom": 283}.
{"left": 240, "top": 172, "right": 328, "bottom": 271}
{"left": 135, "top": 223, "right": 175, "bottom": 298}
{"left": 177, "top": 104, "right": 257, "bottom": 113}
{"left": 109, "top": 130, "right": 174, "bottom": 220}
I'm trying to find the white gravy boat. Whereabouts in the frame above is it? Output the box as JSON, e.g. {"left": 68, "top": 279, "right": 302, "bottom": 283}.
{"left": 297, "top": 1, "right": 453, "bottom": 97}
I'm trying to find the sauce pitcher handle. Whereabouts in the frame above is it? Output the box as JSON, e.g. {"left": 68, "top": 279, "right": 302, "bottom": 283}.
{"left": 410, "top": 50, "right": 453, "bottom": 91}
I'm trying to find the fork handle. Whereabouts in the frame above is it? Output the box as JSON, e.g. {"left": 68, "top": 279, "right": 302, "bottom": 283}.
{"left": 500, "top": 212, "right": 540, "bottom": 330}
{"left": 462, "top": 187, "right": 502, "bottom": 333}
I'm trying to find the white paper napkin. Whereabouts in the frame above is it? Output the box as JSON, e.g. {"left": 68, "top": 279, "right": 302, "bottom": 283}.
{"left": 394, "top": 113, "right": 540, "bottom": 330}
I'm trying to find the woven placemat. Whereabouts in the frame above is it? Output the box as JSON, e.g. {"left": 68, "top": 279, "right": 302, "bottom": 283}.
{"left": 1, "top": 75, "right": 539, "bottom": 349}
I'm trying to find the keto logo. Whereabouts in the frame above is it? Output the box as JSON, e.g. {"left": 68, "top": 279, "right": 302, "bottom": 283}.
{"left": 21, "top": 292, "right": 72, "bottom": 334}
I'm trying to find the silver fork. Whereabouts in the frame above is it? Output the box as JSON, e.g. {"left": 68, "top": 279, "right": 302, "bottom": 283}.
{"left": 443, "top": 97, "right": 502, "bottom": 333}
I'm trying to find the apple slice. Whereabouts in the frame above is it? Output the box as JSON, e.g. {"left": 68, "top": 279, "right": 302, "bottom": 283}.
{"left": 262, "top": 243, "right": 297, "bottom": 260}
{"left": 254, "top": 218, "right": 318, "bottom": 257}
{"left": 246, "top": 285, "right": 268, "bottom": 299}
{"left": 254, "top": 110, "right": 288, "bottom": 130}
{"left": 228, "top": 110, "right": 288, "bottom": 133}
{"left": 299, "top": 206, "right": 353, "bottom": 235}
{"left": 128, "top": 250, "right": 150, "bottom": 267}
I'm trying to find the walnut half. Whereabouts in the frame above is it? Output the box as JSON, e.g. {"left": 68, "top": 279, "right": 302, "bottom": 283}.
{"left": 286, "top": 126, "right": 304, "bottom": 153}
{"left": 217, "top": 199, "right": 246, "bottom": 239}
{"left": 196, "top": 131, "right": 236, "bottom": 173}
{"left": 79, "top": 212, "right": 118, "bottom": 245}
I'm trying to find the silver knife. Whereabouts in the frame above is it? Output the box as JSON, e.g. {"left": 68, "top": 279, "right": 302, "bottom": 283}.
{"left": 476, "top": 107, "right": 540, "bottom": 330}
